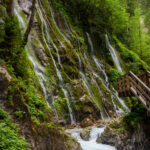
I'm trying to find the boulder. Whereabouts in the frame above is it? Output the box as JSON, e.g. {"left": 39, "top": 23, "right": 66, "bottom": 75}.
{"left": 96, "top": 127, "right": 117, "bottom": 146}
{"left": 0, "top": 63, "right": 12, "bottom": 101}
{"left": 80, "top": 117, "right": 93, "bottom": 128}
{"left": 80, "top": 128, "right": 90, "bottom": 141}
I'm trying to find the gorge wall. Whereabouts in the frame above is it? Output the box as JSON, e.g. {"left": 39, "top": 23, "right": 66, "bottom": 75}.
{"left": 0, "top": 0, "right": 150, "bottom": 149}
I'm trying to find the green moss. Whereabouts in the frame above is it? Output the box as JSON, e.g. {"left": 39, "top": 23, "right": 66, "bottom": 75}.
{"left": 109, "top": 69, "right": 123, "bottom": 88}
{"left": 14, "top": 111, "right": 26, "bottom": 120}
{"left": 113, "top": 36, "right": 150, "bottom": 73}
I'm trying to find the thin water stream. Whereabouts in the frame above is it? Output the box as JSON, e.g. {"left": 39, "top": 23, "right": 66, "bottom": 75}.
{"left": 105, "top": 34, "right": 123, "bottom": 73}
{"left": 36, "top": 1, "right": 75, "bottom": 124}
{"left": 86, "top": 33, "right": 129, "bottom": 115}
{"left": 14, "top": 1, "right": 128, "bottom": 149}
{"left": 15, "top": 0, "right": 58, "bottom": 117}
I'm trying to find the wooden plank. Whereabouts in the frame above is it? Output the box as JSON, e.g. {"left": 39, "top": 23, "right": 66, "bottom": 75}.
{"left": 129, "top": 77, "right": 150, "bottom": 101}
{"left": 117, "top": 70, "right": 150, "bottom": 112}
{"left": 129, "top": 71, "right": 150, "bottom": 94}
{"left": 130, "top": 87, "right": 147, "bottom": 109}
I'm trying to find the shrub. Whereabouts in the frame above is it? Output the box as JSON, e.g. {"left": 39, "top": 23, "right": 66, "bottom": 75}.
{"left": 0, "top": 109, "right": 29, "bottom": 150}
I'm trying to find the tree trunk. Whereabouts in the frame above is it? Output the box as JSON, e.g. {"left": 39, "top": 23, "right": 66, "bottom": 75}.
{"left": 7, "top": 0, "right": 14, "bottom": 17}
{"left": 137, "top": 0, "right": 142, "bottom": 58}
{"left": 23, "top": 0, "right": 36, "bottom": 45}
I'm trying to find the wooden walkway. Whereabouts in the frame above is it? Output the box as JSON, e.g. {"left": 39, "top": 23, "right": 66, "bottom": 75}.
{"left": 117, "top": 71, "right": 150, "bottom": 112}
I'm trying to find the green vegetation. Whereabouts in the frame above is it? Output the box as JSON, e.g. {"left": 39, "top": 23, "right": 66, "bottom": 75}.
{"left": 0, "top": 0, "right": 150, "bottom": 148}
{"left": 109, "top": 69, "right": 122, "bottom": 88}
{"left": 54, "top": 0, "right": 150, "bottom": 69}
{"left": 0, "top": 109, "right": 29, "bottom": 150}
{"left": 0, "top": 15, "right": 51, "bottom": 124}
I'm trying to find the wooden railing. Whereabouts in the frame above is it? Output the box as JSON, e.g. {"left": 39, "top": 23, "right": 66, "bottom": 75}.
{"left": 117, "top": 71, "right": 150, "bottom": 112}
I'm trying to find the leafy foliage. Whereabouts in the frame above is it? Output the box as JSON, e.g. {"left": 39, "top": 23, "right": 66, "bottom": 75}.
{"left": 0, "top": 109, "right": 29, "bottom": 150}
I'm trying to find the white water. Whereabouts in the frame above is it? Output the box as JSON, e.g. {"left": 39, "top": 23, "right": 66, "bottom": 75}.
{"left": 105, "top": 34, "right": 123, "bottom": 73}
{"left": 37, "top": 1, "right": 75, "bottom": 124}
{"left": 67, "top": 127, "right": 116, "bottom": 150}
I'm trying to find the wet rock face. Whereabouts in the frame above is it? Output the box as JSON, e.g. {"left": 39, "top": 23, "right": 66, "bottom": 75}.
{"left": 0, "top": 64, "right": 12, "bottom": 102}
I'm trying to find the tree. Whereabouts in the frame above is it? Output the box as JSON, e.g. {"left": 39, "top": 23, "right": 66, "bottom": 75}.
{"left": 23, "top": 0, "right": 36, "bottom": 45}
{"left": 7, "top": 0, "right": 14, "bottom": 17}
{"left": 137, "top": 0, "right": 142, "bottom": 58}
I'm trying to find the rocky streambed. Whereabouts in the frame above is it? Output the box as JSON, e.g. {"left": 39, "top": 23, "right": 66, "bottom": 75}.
{"left": 66, "top": 118, "right": 150, "bottom": 150}
{"left": 66, "top": 121, "right": 116, "bottom": 150}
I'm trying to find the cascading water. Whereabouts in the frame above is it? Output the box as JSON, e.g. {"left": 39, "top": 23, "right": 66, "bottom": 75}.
{"left": 86, "top": 33, "right": 129, "bottom": 115}
{"left": 76, "top": 52, "right": 105, "bottom": 120}
{"left": 37, "top": 0, "right": 62, "bottom": 68}
{"left": 67, "top": 127, "right": 116, "bottom": 150}
{"left": 84, "top": 53, "right": 109, "bottom": 118}
{"left": 14, "top": 0, "right": 59, "bottom": 116}
{"left": 36, "top": 1, "right": 75, "bottom": 124}
{"left": 93, "top": 56, "right": 108, "bottom": 83}
{"left": 105, "top": 34, "right": 123, "bottom": 73}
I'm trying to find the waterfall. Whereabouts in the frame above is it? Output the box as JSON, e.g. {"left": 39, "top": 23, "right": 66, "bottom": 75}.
{"left": 86, "top": 33, "right": 129, "bottom": 115}
{"left": 36, "top": 1, "right": 75, "bottom": 124}
{"left": 105, "top": 34, "right": 123, "bottom": 73}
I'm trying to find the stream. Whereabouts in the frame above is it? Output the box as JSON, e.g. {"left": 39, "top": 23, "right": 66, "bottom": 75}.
{"left": 67, "top": 127, "right": 116, "bottom": 150}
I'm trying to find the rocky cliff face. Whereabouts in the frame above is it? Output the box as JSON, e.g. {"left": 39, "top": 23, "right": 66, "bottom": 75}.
{"left": 0, "top": 63, "right": 82, "bottom": 150}
{"left": 1, "top": 0, "right": 149, "bottom": 150}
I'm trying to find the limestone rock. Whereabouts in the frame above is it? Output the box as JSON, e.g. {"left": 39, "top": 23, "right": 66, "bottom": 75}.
{"left": 0, "top": 64, "right": 12, "bottom": 101}
{"left": 80, "top": 128, "right": 90, "bottom": 141}
{"left": 96, "top": 127, "right": 117, "bottom": 146}
{"left": 80, "top": 117, "right": 93, "bottom": 128}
